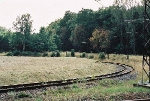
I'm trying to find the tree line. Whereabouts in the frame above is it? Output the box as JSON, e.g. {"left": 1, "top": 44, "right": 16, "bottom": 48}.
{"left": 0, "top": 1, "right": 148, "bottom": 55}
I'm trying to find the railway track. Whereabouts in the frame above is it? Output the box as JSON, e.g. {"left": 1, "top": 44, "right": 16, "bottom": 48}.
{"left": 0, "top": 62, "right": 134, "bottom": 93}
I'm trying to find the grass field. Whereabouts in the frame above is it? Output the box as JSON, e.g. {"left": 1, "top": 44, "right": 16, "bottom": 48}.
{"left": 0, "top": 56, "right": 117, "bottom": 86}
{"left": 0, "top": 53, "right": 150, "bottom": 100}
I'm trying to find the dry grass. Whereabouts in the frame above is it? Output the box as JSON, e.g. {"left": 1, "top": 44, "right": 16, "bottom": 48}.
{"left": 0, "top": 54, "right": 149, "bottom": 100}
{"left": 0, "top": 56, "right": 117, "bottom": 86}
{"left": 103, "top": 54, "right": 149, "bottom": 81}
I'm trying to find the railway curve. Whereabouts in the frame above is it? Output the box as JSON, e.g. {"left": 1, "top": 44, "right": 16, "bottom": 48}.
{"left": 0, "top": 62, "right": 134, "bottom": 93}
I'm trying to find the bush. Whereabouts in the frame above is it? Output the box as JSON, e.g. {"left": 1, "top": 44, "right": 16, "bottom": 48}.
{"left": 6, "top": 52, "right": 13, "bottom": 56}
{"left": 17, "top": 92, "right": 32, "bottom": 98}
{"left": 6, "top": 51, "right": 45, "bottom": 57}
{"left": 80, "top": 52, "right": 86, "bottom": 58}
{"left": 65, "top": 51, "right": 70, "bottom": 57}
{"left": 43, "top": 52, "right": 48, "bottom": 57}
{"left": 55, "top": 51, "right": 60, "bottom": 57}
{"left": 51, "top": 51, "right": 55, "bottom": 57}
{"left": 21, "top": 51, "right": 32, "bottom": 56}
{"left": 33, "top": 52, "right": 41, "bottom": 57}
{"left": 13, "top": 50, "right": 21, "bottom": 56}
{"left": 88, "top": 54, "right": 94, "bottom": 59}
{"left": 99, "top": 52, "right": 105, "bottom": 60}
{"left": 71, "top": 49, "right": 75, "bottom": 57}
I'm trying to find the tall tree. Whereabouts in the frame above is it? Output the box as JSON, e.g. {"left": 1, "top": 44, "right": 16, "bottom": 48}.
{"left": 109, "top": 5, "right": 126, "bottom": 53}
{"left": 114, "top": 0, "right": 142, "bottom": 55}
{"left": 89, "top": 28, "right": 110, "bottom": 52}
{"left": 70, "top": 25, "right": 87, "bottom": 51}
{"left": 59, "top": 11, "right": 76, "bottom": 51}
{"left": 13, "top": 14, "right": 33, "bottom": 51}
{"left": 76, "top": 9, "right": 96, "bottom": 37}
{"left": 0, "top": 27, "right": 11, "bottom": 51}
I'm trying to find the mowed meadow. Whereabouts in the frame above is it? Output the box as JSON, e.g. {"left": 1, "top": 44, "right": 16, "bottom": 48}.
{"left": 0, "top": 55, "right": 117, "bottom": 86}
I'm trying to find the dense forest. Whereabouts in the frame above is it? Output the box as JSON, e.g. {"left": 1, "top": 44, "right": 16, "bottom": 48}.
{"left": 0, "top": 1, "right": 148, "bottom": 55}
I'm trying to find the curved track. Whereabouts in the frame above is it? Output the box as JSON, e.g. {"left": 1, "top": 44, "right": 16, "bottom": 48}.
{"left": 0, "top": 62, "right": 134, "bottom": 93}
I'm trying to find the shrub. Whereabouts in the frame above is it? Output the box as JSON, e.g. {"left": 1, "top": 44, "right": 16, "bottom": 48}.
{"left": 80, "top": 52, "right": 86, "bottom": 58}
{"left": 99, "top": 52, "right": 105, "bottom": 60}
{"left": 6, "top": 51, "right": 40, "bottom": 56}
{"left": 113, "top": 54, "right": 116, "bottom": 57}
{"left": 88, "top": 54, "right": 94, "bottom": 59}
{"left": 6, "top": 52, "right": 13, "bottom": 56}
{"left": 55, "top": 51, "right": 60, "bottom": 57}
{"left": 21, "top": 51, "right": 32, "bottom": 56}
{"left": 51, "top": 51, "right": 55, "bottom": 57}
{"left": 17, "top": 92, "right": 32, "bottom": 98}
{"left": 33, "top": 52, "right": 41, "bottom": 57}
{"left": 72, "top": 84, "right": 78, "bottom": 89}
{"left": 66, "top": 52, "right": 70, "bottom": 57}
{"left": 13, "top": 50, "right": 21, "bottom": 56}
{"left": 43, "top": 52, "right": 48, "bottom": 57}
{"left": 71, "top": 49, "right": 75, "bottom": 57}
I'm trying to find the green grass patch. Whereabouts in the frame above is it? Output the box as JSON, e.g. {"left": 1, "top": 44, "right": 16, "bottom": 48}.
{"left": 33, "top": 79, "right": 150, "bottom": 100}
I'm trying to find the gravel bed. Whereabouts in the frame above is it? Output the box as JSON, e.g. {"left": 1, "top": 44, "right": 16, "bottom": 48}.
{"left": 113, "top": 71, "right": 138, "bottom": 82}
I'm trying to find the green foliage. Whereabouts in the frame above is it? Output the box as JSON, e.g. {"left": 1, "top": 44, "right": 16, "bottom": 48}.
{"left": 43, "top": 52, "right": 48, "bottom": 57}
{"left": 50, "top": 51, "right": 61, "bottom": 57}
{"left": 89, "top": 28, "right": 110, "bottom": 52}
{"left": 33, "top": 52, "right": 41, "bottom": 57}
{"left": 0, "top": 5, "right": 147, "bottom": 55}
{"left": 13, "top": 14, "right": 33, "bottom": 51}
{"left": 80, "top": 52, "right": 86, "bottom": 58}
{"left": 66, "top": 52, "right": 70, "bottom": 57}
{"left": 70, "top": 25, "right": 87, "bottom": 48}
{"left": 88, "top": 54, "right": 94, "bottom": 59}
{"left": 71, "top": 49, "right": 75, "bottom": 57}
{"left": 99, "top": 52, "right": 105, "bottom": 60}
{"left": 21, "top": 51, "right": 32, "bottom": 56}
{"left": 6, "top": 51, "right": 42, "bottom": 57}
{"left": 115, "top": 43, "right": 124, "bottom": 54}
{"left": 6, "top": 52, "right": 13, "bottom": 56}
{"left": 51, "top": 51, "right": 56, "bottom": 57}
{"left": 16, "top": 92, "right": 32, "bottom": 98}
{"left": 0, "top": 27, "right": 11, "bottom": 51}
{"left": 72, "top": 84, "right": 79, "bottom": 89}
{"left": 55, "top": 51, "right": 61, "bottom": 57}
{"left": 13, "top": 50, "right": 21, "bottom": 56}
{"left": 58, "top": 11, "right": 76, "bottom": 51}
{"left": 36, "top": 99, "right": 43, "bottom": 101}
{"left": 99, "top": 79, "right": 119, "bottom": 87}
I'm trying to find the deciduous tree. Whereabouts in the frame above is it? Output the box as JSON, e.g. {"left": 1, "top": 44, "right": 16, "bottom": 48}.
{"left": 89, "top": 28, "right": 110, "bottom": 52}
{"left": 13, "top": 14, "right": 33, "bottom": 51}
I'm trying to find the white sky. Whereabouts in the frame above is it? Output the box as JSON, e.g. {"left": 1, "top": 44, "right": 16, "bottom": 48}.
{"left": 0, "top": 0, "right": 114, "bottom": 32}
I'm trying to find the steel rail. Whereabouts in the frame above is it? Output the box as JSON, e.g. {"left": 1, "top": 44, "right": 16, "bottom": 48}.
{"left": 123, "top": 98, "right": 150, "bottom": 101}
{"left": 0, "top": 62, "right": 134, "bottom": 93}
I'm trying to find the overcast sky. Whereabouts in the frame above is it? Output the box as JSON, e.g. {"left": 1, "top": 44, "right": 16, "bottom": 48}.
{"left": 0, "top": 0, "right": 114, "bottom": 32}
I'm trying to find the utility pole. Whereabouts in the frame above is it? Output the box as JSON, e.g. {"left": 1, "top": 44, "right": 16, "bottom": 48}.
{"left": 134, "top": 0, "right": 150, "bottom": 87}
{"left": 125, "top": 19, "right": 133, "bottom": 59}
{"left": 126, "top": 31, "right": 131, "bottom": 60}
{"left": 120, "top": 20, "right": 123, "bottom": 54}
{"left": 125, "top": 19, "right": 136, "bottom": 55}
{"left": 141, "top": 0, "right": 150, "bottom": 84}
